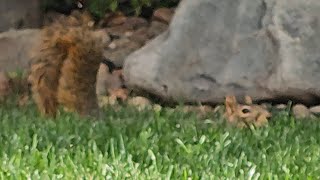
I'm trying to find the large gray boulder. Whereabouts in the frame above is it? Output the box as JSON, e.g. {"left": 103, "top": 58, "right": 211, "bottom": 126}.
{"left": 124, "top": 0, "right": 320, "bottom": 104}
{"left": 0, "top": 29, "right": 40, "bottom": 72}
{"left": 0, "top": 0, "right": 41, "bottom": 32}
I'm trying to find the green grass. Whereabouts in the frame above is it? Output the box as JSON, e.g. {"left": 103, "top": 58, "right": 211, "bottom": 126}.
{"left": 0, "top": 98, "right": 320, "bottom": 179}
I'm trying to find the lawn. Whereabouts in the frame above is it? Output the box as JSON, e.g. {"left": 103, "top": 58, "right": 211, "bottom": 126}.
{"left": 0, "top": 98, "right": 320, "bottom": 179}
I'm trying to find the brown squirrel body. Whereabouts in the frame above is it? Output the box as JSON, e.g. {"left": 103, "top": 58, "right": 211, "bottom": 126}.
{"left": 28, "top": 11, "right": 107, "bottom": 118}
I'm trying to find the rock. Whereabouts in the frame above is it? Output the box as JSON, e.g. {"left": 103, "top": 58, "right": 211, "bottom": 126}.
{"left": 147, "top": 21, "right": 169, "bottom": 39}
{"left": 98, "top": 96, "right": 118, "bottom": 107}
{"left": 292, "top": 104, "right": 311, "bottom": 119}
{"left": 127, "top": 96, "right": 152, "bottom": 110}
{"left": 108, "top": 16, "right": 127, "bottom": 27}
{"left": 124, "top": 31, "right": 133, "bottom": 37}
{"left": 309, "top": 105, "right": 320, "bottom": 114}
{"left": 124, "top": 17, "right": 149, "bottom": 30}
{"left": 152, "top": 8, "right": 175, "bottom": 24}
{"left": 0, "top": 29, "right": 40, "bottom": 72}
{"left": 99, "top": 12, "right": 122, "bottom": 27}
{"left": 0, "top": 0, "right": 41, "bottom": 32}
{"left": 106, "top": 17, "right": 148, "bottom": 36}
{"left": 104, "top": 38, "right": 142, "bottom": 67}
{"left": 105, "top": 13, "right": 127, "bottom": 27}
{"left": 129, "top": 27, "right": 150, "bottom": 45}
{"left": 108, "top": 42, "right": 117, "bottom": 49}
{"left": 275, "top": 104, "right": 287, "bottom": 110}
{"left": 153, "top": 104, "right": 162, "bottom": 112}
{"left": 124, "top": 0, "right": 320, "bottom": 105}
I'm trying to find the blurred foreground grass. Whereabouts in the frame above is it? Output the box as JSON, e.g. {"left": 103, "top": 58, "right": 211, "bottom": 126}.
{"left": 0, "top": 97, "right": 319, "bottom": 179}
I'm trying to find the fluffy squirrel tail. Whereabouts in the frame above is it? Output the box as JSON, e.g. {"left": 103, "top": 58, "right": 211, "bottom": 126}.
{"left": 28, "top": 10, "right": 111, "bottom": 118}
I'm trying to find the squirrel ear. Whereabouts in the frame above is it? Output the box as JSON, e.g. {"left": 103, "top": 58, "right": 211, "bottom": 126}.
{"left": 244, "top": 95, "right": 253, "bottom": 105}
{"left": 225, "top": 95, "right": 237, "bottom": 115}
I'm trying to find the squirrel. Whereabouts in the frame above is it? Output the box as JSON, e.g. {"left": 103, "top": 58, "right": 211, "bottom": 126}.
{"left": 224, "top": 95, "right": 271, "bottom": 128}
{"left": 28, "top": 10, "right": 117, "bottom": 118}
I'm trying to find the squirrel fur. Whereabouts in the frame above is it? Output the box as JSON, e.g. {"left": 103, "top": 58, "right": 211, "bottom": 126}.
{"left": 28, "top": 10, "right": 110, "bottom": 118}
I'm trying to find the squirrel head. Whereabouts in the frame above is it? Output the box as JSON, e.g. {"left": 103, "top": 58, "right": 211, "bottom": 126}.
{"left": 224, "top": 95, "right": 271, "bottom": 128}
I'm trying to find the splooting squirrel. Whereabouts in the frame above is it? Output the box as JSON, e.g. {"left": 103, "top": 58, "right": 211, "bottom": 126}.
{"left": 28, "top": 10, "right": 117, "bottom": 118}
{"left": 224, "top": 95, "right": 271, "bottom": 128}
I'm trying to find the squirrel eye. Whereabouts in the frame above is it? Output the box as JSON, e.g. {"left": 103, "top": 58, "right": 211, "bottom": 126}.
{"left": 241, "top": 108, "right": 251, "bottom": 114}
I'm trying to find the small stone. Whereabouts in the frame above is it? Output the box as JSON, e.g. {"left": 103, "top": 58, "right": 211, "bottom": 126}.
{"left": 108, "top": 15, "right": 127, "bottom": 26}
{"left": 129, "top": 27, "right": 150, "bottom": 45}
{"left": 152, "top": 8, "right": 175, "bottom": 24}
{"left": 292, "top": 104, "right": 311, "bottom": 119}
{"left": 124, "top": 17, "right": 148, "bottom": 30}
{"left": 128, "top": 96, "right": 152, "bottom": 110}
{"left": 108, "top": 42, "right": 117, "bottom": 49}
{"left": 105, "top": 16, "right": 148, "bottom": 37}
{"left": 110, "top": 38, "right": 132, "bottom": 48}
{"left": 98, "top": 96, "right": 118, "bottom": 107}
{"left": 275, "top": 104, "right": 287, "bottom": 110}
{"left": 102, "top": 12, "right": 127, "bottom": 27}
{"left": 153, "top": 104, "right": 162, "bottom": 112}
{"left": 309, "top": 105, "right": 320, "bottom": 114}
{"left": 148, "top": 21, "right": 168, "bottom": 38}
{"left": 104, "top": 38, "right": 141, "bottom": 67}
{"left": 93, "top": 29, "right": 110, "bottom": 46}
{"left": 124, "top": 31, "right": 133, "bottom": 37}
